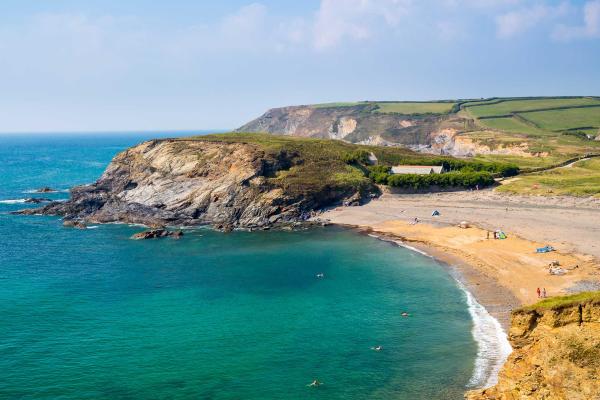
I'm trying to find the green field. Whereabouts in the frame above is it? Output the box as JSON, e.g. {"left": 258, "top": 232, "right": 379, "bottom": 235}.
{"left": 465, "top": 97, "right": 600, "bottom": 118}
{"left": 374, "top": 102, "right": 455, "bottom": 115}
{"left": 498, "top": 157, "right": 600, "bottom": 197}
{"left": 312, "top": 101, "right": 455, "bottom": 115}
{"left": 312, "top": 101, "right": 366, "bottom": 108}
{"left": 476, "top": 116, "right": 547, "bottom": 136}
{"left": 521, "top": 107, "right": 600, "bottom": 131}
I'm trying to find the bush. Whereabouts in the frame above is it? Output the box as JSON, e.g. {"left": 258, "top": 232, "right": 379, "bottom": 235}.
{"left": 343, "top": 150, "right": 370, "bottom": 165}
{"left": 385, "top": 171, "right": 495, "bottom": 189}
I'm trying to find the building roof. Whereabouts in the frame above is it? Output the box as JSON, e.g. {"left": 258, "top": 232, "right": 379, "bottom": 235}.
{"left": 391, "top": 165, "right": 444, "bottom": 175}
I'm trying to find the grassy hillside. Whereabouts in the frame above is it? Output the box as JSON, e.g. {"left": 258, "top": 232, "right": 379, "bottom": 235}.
{"left": 497, "top": 157, "right": 600, "bottom": 197}
{"left": 190, "top": 133, "right": 511, "bottom": 193}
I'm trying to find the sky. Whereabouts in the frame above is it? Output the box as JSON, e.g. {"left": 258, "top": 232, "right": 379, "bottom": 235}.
{"left": 0, "top": 0, "right": 599, "bottom": 133}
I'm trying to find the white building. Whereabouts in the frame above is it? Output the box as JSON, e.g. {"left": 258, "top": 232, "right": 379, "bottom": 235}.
{"left": 390, "top": 165, "right": 445, "bottom": 175}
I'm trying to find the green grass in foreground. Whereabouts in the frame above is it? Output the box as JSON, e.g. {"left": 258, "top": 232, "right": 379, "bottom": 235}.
{"left": 519, "top": 291, "right": 600, "bottom": 312}
{"left": 498, "top": 158, "right": 600, "bottom": 197}
{"left": 465, "top": 97, "right": 600, "bottom": 118}
{"left": 374, "top": 102, "right": 455, "bottom": 115}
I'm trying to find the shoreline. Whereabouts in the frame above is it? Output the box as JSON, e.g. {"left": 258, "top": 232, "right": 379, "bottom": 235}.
{"left": 357, "top": 226, "right": 514, "bottom": 390}
{"left": 318, "top": 192, "right": 600, "bottom": 392}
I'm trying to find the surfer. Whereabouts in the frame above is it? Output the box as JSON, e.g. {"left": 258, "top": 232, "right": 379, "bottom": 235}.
{"left": 401, "top": 312, "right": 409, "bottom": 317}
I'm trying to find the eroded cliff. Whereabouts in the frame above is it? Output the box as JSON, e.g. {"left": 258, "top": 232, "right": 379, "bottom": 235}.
{"left": 467, "top": 292, "right": 600, "bottom": 400}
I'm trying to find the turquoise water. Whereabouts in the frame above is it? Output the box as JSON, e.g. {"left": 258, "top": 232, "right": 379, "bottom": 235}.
{"left": 0, "top": 134, "right": 478, "bottom": 399}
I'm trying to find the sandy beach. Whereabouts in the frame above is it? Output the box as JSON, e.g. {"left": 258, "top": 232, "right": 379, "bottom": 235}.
{"left": 319, "top": 190, "right": 600, "bottom": 328}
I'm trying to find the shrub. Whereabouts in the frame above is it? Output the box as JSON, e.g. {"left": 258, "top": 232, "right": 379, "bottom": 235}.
{"left": 343, "top": 150, "right": 370, "bottom": 165}
{"left": 386, "top": 171, "right": 495, "bottom": 189}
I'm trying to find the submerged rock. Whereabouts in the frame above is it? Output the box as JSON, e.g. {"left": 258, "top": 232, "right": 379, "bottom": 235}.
{"left": 35, "top": 187, "right": 56, "bottom": 193}
{"left": 130, "top": 229, "right": 184, "bottom": 240}
{"left": 24, "top": 198, "right": 52, "bottom": 204}
{"left": 63, "top": 219, "right": 87, "bottom": 229}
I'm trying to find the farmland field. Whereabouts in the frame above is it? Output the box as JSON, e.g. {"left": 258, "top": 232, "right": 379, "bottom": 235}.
{"left": 476, "top": 116, "right": 547, "bottom": 136}
{"left": 520, "top": 107, "right": 600, "bottom": 131}
{"left": 312, "top": 101, "right": 366, "bottom": 108}
{"left": 374, "top": 102, "right": 455, "bottom": 114}
{"left": 465, "top": 97, "right": 600, "bottom": 118}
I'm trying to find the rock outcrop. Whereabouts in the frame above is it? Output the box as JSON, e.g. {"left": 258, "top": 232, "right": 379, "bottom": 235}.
{"left": 466, "top": 293, "right": 600, "bottom": 400}
{"left": 20, "top": 136, "right": 374, "bottom": 230}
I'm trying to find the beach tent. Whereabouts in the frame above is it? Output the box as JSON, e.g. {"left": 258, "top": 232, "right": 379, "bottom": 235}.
{"left": 536, "top": 245, "right": 555, "bottom": 253}
{"left": 495, "top": 230, "right": 507, "bottom": 239}
{"left": 432, "top": 210, "right": 440, "bottom": 216}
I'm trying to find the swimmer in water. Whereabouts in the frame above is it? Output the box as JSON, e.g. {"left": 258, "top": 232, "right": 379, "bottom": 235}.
{"left": 308, "top": 379, "right": 322, "bottom": 387}
{"left": 372, "top": 345, "right": 382, "bottom": 351}
{"left": 401, "top": 312, "right": 409, "bottom": 317}
{"left": 316, "top": 273, "right": 324, "bottom": 278}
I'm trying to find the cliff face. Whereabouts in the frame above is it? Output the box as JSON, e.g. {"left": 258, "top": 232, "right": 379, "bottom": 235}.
{"left": 236, "top": 103, "right": 541, "bottom": 158}
{"left": 467, "top": 295, "right": 600, "bottom": 400}
{"left": 237, "top": 104, "right": 466, "bottom": 148}
{"left": 28, "top": 136, "right": 374, "bottom": 229}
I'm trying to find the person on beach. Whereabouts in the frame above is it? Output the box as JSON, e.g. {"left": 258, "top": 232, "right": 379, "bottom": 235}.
{"left": 537, "top": 287, "right": 541, "bottom": 298}
{"left": 542, "top": 288, "right": 547, "bottom": 298}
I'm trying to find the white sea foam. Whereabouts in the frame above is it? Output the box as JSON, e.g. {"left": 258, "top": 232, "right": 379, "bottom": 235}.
{"left": 367, "top": 233, "right": 432, "bottom": 257}
{"left": 367, "top": 231, "right": 511, "bottom": 388}
{"left": 0, "top": 199, "right": 27, "bottom": 204}
{"left": 459, "top": 283, "right": 512, "bottom": 388}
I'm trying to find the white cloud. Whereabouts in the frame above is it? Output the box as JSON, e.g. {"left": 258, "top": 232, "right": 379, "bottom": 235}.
{"left": 313, "top": 0, "right": 413, "bottom": 49}
{"left": 495, "top": 2, "right": 569, "bottom": 38}
{"left": 553, "top": 0, "right": 600, "bottom": 39}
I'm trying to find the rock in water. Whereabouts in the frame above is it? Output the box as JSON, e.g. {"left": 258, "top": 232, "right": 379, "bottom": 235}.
{"left": 130, "top": 229, "right": 184, "bottom": 240}
{"left": 24, "top": 198, "right": 53, "bottom": 204}
{"left": 63, "top": 219, "right": 87, "bottom": 229}
{"left": 35, "top": 187, "right": 56, "bottom": 193}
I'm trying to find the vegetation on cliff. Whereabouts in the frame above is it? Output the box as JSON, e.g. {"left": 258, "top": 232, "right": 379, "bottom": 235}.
{"left": 467, "top": 291, "right": 600, "bottom": 400}
{"left": 200, "top": 133, "right": 517, "bottom": 192}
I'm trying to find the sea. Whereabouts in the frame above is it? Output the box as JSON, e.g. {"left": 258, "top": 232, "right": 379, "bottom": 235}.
{"left": 0, "top": 133, "right": 510, "bottom": 399}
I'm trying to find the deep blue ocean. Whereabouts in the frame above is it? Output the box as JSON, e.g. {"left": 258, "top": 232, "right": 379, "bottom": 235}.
{"left": 0, "top": 133, "right": 483, "bottom": 399}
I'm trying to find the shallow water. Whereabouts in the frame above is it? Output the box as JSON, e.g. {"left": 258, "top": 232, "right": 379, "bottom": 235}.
{"left": 1, "top": 134, "right": 481, "bottom": 399}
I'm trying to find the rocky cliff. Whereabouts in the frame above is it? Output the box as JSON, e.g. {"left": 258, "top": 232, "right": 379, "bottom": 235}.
{"left": 21, "top": 134, "right": 379, "bottom": 229}
{"left": 467, "top": 292, "right": 600, "bottom": 400}
{"left": 237, "top": 103, "right": 469, "bottom": 149}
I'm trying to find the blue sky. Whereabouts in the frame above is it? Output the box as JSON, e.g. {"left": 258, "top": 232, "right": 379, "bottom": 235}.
{"left": 0, "top": 0, "right": 599, "bottom": 132}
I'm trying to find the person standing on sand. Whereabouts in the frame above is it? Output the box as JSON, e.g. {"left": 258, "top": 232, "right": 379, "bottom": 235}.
{"left": 543, "top": 288, "right": 547, "bottom": 298}
{"left": 537, "top": 287, "right": 541, "bottom": 298}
